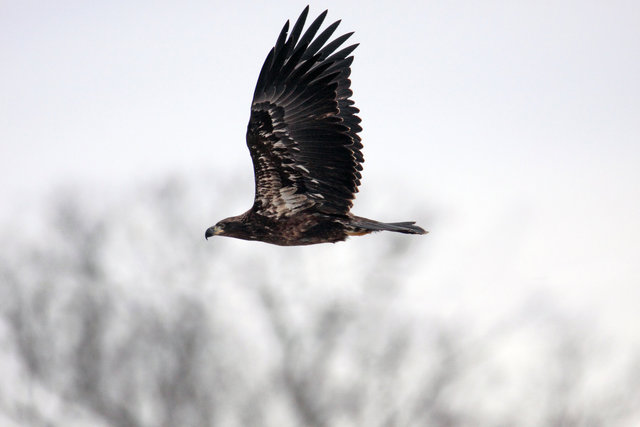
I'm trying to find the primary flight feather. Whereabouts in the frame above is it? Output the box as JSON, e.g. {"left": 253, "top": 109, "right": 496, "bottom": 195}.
{"left": 206, "top": 6, "right": 427, "bottom": 245}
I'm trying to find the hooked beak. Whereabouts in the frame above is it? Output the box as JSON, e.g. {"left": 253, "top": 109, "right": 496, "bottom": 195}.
{"left": 205, "top": 225, "right": 222, "bottom": 240}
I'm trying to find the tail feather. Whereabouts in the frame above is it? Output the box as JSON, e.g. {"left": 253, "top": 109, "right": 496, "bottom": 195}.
{"left": 384, "top": 221, "right": 427, "bottom": 235}
{"left": 348, "top": 216, "right": 427, "bottom": 235}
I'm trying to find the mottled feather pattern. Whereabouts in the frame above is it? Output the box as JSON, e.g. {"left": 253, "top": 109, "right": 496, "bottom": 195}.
{"left": 246, "top": 7, "right": 363, "bottom": 218}
{"left": 247, "top": 105, "right": 315, "bottom": 217}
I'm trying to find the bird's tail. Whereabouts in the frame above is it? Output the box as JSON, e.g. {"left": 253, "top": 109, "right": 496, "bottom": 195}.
{"left": 347, "top": 216, "right": 427, "bottom": 235}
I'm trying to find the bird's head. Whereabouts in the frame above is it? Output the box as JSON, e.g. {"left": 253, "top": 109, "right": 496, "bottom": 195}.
{"left": 205, "top": 216, "right": 248, "bottom": 240}
{"left": 205, "top": 223, "right": 223, "bottom": 240}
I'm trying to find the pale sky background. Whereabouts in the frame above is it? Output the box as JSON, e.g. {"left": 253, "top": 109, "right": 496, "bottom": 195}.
{"left": 2, "top": 0, "right": 640, "bottom": 349}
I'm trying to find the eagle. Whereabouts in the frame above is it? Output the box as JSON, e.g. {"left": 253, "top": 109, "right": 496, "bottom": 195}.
{"left": 205, "top": 7, "right": 427, "bottom": 246}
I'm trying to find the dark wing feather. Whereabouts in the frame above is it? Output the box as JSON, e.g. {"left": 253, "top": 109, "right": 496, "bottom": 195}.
{"left": 246, "top": 6, "right": 362, "bottom": 218}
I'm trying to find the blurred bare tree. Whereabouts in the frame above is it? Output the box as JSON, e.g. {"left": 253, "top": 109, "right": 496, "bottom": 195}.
{"left": 0, "top": 176, "right": 638, "bottom": 426}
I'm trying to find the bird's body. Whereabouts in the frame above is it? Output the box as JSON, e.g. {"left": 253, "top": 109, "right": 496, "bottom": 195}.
{"left": 206, "top": 7, "right": 426, "bottom": 245}
{"left": 212, "top": 210, "right": 424, "bottom": 246}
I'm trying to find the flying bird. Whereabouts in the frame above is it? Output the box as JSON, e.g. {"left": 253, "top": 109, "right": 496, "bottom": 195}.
{"left": 206, "top": 7, "right": 426, "bottom": 245}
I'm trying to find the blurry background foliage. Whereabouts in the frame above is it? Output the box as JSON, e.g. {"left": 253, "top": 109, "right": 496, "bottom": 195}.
{"left": 0, "top": 176, "right": 638, "bottom": 427}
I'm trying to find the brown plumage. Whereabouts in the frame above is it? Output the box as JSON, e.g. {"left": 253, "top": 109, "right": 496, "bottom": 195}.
{"left": 205, "top": 7, "right": 426, "bottom": 246}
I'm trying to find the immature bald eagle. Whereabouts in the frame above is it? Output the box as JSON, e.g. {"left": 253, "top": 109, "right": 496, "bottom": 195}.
{"left": 206, "top": 7, "right": 426, "bottom": 246}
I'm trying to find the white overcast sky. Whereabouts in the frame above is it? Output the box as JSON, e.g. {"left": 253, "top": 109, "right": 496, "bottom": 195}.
{"left": 2, "top": 1, "right": 640, "bottom": 337}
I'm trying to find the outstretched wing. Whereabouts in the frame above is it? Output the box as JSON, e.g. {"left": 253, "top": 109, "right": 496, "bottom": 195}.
{"left": 246, "top": 6, "right": 363, "bottom": 218}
